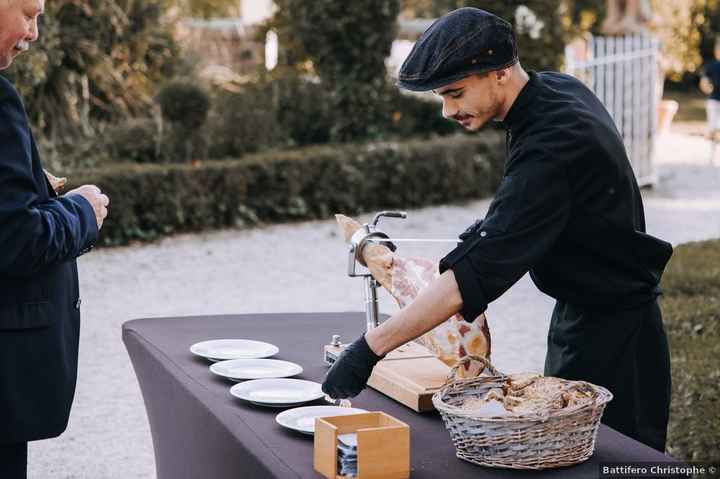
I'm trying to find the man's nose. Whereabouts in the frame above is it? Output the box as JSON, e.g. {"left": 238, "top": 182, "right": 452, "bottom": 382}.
{"left": 28, "top": 19, "right": 39, "bottom": 42}
{"left": 442, "top": 98, "right": 458, "bottom": 120}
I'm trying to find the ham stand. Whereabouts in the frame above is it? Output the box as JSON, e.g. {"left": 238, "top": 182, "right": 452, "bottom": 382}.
{"left": 324, "top": 211, "right": 460, "bottom": 412}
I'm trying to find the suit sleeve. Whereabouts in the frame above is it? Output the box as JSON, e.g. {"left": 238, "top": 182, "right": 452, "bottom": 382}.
{"left": 0, "top": 82, "right": 98, "bottom": 277}
{"left": 439, "top": 150, "right": 571, "bottom": 320}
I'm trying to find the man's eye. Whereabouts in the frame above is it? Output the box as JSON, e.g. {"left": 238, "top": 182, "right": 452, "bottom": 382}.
{"left": 450, "top": 93, "right": 463, "bottom": 99}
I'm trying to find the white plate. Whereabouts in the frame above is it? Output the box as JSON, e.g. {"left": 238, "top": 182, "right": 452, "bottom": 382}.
{"left": 190, "top": 339, "right": 279, "bottom": 361}
{"left": 230, "top": 379, "right": 325, "bottom": 407}
{"left": 210, "top": 359, "right": 303, "bottom": 381}
{"left": 275, "top": 406, "right": 368, "bottom": 435}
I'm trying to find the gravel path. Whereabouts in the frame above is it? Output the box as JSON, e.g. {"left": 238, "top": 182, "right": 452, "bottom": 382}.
{"left": 28, "top": 131, "right": 720, "bottom": 478}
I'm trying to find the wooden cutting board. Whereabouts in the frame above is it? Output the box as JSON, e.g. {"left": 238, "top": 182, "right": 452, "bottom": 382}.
{"left": 324, "top": 341, "right": 451, "bottom": 412}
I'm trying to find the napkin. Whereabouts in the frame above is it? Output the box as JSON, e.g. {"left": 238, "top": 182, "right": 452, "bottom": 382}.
{"left": 337, "top": 433, "right": 358, "bottom": 477}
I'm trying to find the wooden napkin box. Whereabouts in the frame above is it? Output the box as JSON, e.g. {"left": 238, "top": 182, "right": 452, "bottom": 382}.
{"left": 313, "top": 411, "right": 410, "bottom": 479}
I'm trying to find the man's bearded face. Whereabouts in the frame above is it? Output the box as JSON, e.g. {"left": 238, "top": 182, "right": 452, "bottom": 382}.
{"left": 435, "top": 73, "right": 505, "bottom": 132}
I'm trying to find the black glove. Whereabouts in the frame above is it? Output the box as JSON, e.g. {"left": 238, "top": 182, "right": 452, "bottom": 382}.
{"left": 322, "top": 335, "right": 383, "bottom": 399}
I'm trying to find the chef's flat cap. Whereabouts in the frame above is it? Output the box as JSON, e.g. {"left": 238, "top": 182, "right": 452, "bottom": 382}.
{"left": 398, "top": 8, "right": 518, "bottom": 92}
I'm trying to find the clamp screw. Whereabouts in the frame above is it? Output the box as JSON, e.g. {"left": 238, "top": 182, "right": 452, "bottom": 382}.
{"left": 331, "top": 335, "right": 342, "bottom": 347}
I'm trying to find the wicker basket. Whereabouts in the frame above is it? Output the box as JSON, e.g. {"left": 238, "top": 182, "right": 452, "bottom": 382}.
{"left": 432, "top": 356, "right": 613, "bottom": 470}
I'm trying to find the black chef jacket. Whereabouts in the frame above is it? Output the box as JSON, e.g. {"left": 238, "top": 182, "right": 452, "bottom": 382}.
{"left": 439, "top": 71, "right": 673, "bottom": 320}
{"left": 439, "top": 71, "right": 674, "bottom": 453}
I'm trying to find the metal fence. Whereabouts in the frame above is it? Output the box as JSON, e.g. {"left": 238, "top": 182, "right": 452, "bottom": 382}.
{"left": 565, "top": 34, "right": 660, "bottom": 187}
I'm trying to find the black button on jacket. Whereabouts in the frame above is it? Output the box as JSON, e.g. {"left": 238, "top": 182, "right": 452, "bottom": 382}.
{"left": 440, "top": 72, "right": 673, "bottom": 321}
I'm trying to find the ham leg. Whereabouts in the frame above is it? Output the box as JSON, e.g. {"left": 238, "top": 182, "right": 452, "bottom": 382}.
{"left": 336, "top": 214, "right": 491, "bottom": 377}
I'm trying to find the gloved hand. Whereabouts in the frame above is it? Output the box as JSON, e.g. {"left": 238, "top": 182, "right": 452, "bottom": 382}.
{"left": 322, "top": 335, "right": 383, "bottom": 399}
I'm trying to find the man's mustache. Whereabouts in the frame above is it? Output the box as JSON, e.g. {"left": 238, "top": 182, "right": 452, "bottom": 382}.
{"left": 451, "top": 113, "right": 473, "bottom": 122}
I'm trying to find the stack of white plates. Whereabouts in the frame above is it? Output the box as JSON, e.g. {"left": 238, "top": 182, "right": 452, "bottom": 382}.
{"left": 192, "top": 339, "right": 364, "bottom": 433}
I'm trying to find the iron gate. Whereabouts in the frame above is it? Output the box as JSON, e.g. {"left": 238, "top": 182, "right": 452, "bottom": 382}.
{"left": 565, "top": 34, "right": 660, "bottom": 187}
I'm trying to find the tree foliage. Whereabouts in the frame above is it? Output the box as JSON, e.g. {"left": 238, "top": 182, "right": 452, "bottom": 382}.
{"left": 168, "top": 0, "right": 240, "bottom": 19}
{"left": 566, "top": 0, "right": 716, "bottom": 82}
{"left": 697, "top": 0, "right": 720, "bottom": 65}
{"left": 268, "top": 0, "right": 401, "bottom": 141}
{"left": 461, "top": 1, "right": 566, "bottom": 71}
{"left": 3, "top": 0, "right": 180, "bottom": 142}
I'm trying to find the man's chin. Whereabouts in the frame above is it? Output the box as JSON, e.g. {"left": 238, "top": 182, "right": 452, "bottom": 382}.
{"left": 463, "top": 119, "right": 486, "bottom": 131}
{"left": 6, "top": 48, "right": 26, "bottom": 66}
{"left": 0, "top": 52, "right": 18, "bottom": 70}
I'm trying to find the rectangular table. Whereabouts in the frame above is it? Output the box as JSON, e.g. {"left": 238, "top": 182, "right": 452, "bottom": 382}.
{"left": 122, "top": 313, "right": 675, "bottom": 479}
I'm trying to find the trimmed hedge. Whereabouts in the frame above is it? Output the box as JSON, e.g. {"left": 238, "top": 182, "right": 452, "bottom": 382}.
{"left": 68, "top": 133, "right": 504, "bottom": 245}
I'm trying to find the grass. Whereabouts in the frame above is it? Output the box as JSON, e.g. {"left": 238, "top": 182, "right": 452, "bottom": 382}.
{"left": 659, "top": 239, "right": 720, "bottom": 462}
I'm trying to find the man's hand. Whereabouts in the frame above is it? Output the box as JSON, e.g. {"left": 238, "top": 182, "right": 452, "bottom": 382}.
{"left": 65, "top": 185, "right": 109, "bottom": 230}
{"left": 322, "top": 335, "right": 383, "bottom": 399}
{"left": 700, "top": 76, "right": 713, "bottom": 96}
{"left": 323, "top": 271, "right": 463, "bottom": 399}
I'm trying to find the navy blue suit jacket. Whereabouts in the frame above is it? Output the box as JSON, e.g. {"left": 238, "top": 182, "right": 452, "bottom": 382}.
{"left": 0, "top": 75, "right": 98, "bottom": 444}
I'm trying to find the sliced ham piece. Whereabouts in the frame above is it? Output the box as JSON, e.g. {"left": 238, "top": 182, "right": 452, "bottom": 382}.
{"left": 336, "top": 214, "right": 491, "bottom": 377}
{"left": 43, "top": 169, "right": 67, "bottom": 193}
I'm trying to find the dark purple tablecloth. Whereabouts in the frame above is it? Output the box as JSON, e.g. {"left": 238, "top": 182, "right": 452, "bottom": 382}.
{"left": 122, "top": 313, "right": 675, "bottom": 479}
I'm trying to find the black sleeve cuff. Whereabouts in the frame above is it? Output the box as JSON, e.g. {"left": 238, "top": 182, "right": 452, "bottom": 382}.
{"left": 357, "top": 334, "right": 384, "bottom": 362}
{"left": 451, "top": 257, "right": 489, "bottom": 322}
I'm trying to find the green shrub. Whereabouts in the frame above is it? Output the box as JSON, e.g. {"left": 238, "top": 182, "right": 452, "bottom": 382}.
{"left": 87, "top": 75, "right": 467, "bottom": 164}
{"left": 104, "top": 118, "right": 159, "bottom": 163}
{"left": 207, "top": 84, "right": 292, "bottom": 158}
{"left": 660, "top": 240, "right": 720, "bottom": 462}
{"left": 270, "top": 74, "right": 334, "bottom": 146}
{"left": 155, "top": 81, "right": 210, "bottom": 129}
{"left": 155, "top": 81, "right": 211, "bottom": 163}
{"left": 67, "top": 132, "right": 504, "bottom": 245}
{"left": 204, "top": 74, "right": 463, "bottom": 159}
{"left": 386, "top": 90, "right": 462, "bottom": 138}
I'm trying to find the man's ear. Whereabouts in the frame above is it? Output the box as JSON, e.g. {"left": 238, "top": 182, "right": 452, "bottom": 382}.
{"left": 495, "top": 67, "right": 510, "bottom": 85}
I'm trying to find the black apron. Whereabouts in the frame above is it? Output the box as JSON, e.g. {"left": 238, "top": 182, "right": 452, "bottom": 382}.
{"left": 544, "top": 299, "right": 671, "bottom": 453}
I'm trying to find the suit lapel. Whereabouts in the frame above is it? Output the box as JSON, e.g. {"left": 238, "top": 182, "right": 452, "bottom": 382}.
{"left": 30, "top": 130, "right": 57, "bottom": 198}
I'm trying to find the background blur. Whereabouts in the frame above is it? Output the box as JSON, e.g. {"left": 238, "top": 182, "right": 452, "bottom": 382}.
{"left": 1, "top": 1, "right": 717, "bottom": 477}
{"left": 4, "top": 0, "right": 716, "bottom": 183}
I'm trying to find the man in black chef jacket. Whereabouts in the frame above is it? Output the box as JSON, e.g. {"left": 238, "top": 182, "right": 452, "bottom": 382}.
{"left": 322, "top": 7, "right": 673, "bottom": 453}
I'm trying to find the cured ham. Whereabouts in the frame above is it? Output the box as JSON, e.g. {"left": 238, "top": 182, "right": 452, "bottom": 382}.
{"left": 336, "top": 214, "right": 491, "bottom": 377}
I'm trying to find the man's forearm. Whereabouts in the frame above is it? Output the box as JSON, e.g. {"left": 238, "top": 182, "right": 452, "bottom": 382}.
{"left": 365, "top": 269, "right": 463, "bottom": 356}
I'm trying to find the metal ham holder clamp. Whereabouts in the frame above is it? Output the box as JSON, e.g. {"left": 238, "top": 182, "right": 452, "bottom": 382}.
{"left": 325, "top": 210, "right": 464, "bottom": 412}
{"left": 325, "top": 211, "right": 460, "bottom": 364}
{"left": 347, "top": 210, "right": 405, "bottom": 332}
{"left": 324, "top": 211, "right": 405, "bottom": 366}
